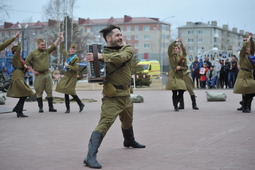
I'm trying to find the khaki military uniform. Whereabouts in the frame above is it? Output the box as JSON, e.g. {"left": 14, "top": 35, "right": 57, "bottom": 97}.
{"left": 233, "top": 42, "right": 255, "bottom": 94}
{"left": 0, "top": 37, "right": 15, "bottom": 51}
{"left": 56, "top": 53, "right": 79, "bottom": 95}
{"left": 183, "top": 71, "right": 195, "bottom": 96}
{"left": 94, "top": 45, "right": 134, "bottom": 135}
{"left": 7, "top": 42, "right": 34, "bottom": 98}
{"left": 25, "top": 45, "right": 56, "bottom": 98}
{"left": 165, "top": 42, "right": 187, "bottom": 91}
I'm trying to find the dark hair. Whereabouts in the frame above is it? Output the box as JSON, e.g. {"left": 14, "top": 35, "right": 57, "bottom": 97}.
{"left": 99, "top": 24, "right": 121, "bottom": 41}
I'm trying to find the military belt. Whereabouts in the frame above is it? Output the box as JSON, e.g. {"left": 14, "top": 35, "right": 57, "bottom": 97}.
{"left": 241, "top": 68, "right": 251, "bottom": 72}
{"left": 37, "top": 70, "right": 49, "bottom": 74}
{"left": 113, "top": 83, "right": 131, "bottom": 90}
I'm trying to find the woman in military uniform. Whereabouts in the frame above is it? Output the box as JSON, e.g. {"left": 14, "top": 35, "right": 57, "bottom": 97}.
{"left": 55, "top": 43, "right": 84, "bottom": 113}
{"left": 6, "top": 34, "right": 34, "bottom": 118}
{"left": 176, "top": 41, "right": 199, "bottom": 110}
{"left": 166, "top": 39, "right": 188, "bottom": 111}
{"left": 233, "top": 33, "right": 255, "bottom": 113}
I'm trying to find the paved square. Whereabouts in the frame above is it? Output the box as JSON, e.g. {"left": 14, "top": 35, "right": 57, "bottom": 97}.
{"left": 0, "top": 89, "right": 255, "bottom": 170}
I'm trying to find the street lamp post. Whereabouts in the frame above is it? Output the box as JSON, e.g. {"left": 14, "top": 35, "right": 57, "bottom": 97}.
{"left": 18, "top": 24, "right": 28, "bottom": 58}
{"left": 159, "top": 16, "right": 175, "bottom": 89}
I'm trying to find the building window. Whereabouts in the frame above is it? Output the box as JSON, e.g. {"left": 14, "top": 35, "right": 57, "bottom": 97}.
{"left": 143, "top": 25, "right": 150, "bottom": 31}
{"left": 197, "top": 30, "right": 203, "bottom": 34}
{"left": 144, "top": 44, "right": 150, "bottom": 49}
{"left": 135, "top": 43, "right": 139, "bottom": 49}
{"left": 126, "top": 26, "right": 131, "bottom": 32}
{"left": 214, "top": 37, "right": 217, "bottom": 43}
{"left": 135, "top": 26, "right": 139, "bottom": 31}
{"left": 144, "top": 35, "right": 150, "bottom": 40}
{"left": 188, "top": 30, "right": 194, "bottom": 35}
{"left": 0, "top": 32, "right": 2, "bottom": 37}
{"left": 127, "top": 35, "right": 131, "bottom": 40}
{"left": 188, "top": 38, "right": 194, "bottom": 43}
{"left": 198, "top": 38, "right": 203, "bottom": 43}
{"left": 135, "top": 35, "right": 139, "bottom": 40}
{"left": 188, "top": 46, "right": 193, "bottom": 51}
{"left": 87, "top": 28, "right": 91, "bottom": 33}
{"left": 5, "top": 32, "right": 8, "bottom": 36}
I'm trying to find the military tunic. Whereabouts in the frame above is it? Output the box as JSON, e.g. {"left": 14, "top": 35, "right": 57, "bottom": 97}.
{"left": 94, "top": 45, "right": 134, "bottom": 135}
{"left": 165, "top": 42, "right": 188, "bottom": 91}
{"left": 6, "top": 43, "right": 34, "bottom": 98}
{"left": 183, "top": 71, "right": 195, "bottom": 96}
{"left": 233, "top": 42, "right": 255, "bottom": 94}
{"left": 55, "top": 51, "right": 79, "bottom": 95}
{"left": 25, "top": 45, "right": 56, "bottom": 98}
{"left": 0, "top": 37, "right": 16, "bottom": 51}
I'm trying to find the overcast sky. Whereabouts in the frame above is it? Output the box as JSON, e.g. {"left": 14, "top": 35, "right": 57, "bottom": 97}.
{"left": 4, "top": 0, "right": 255, "bottom": 34}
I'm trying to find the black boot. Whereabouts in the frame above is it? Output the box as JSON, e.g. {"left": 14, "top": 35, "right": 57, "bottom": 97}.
{"left": 12, "top": 105, "right": 18, "bottom": 112}
{"left": 65, "top": 94, "right": 70, "bottom": 113}
{"left": 47, "top": 97, "right": 57, "bottom": 112}
{"left": 237, "top": 100, "right": 243, "bottom": 111}
{"left": 247, "top": 94, "right": 253, "bottom": 112}
{"left": 84, "top": 131, "right": 104, "bottom": 169}
{"left": 16, "top": 97, "right": 28, "bottom": 118}
{"left": 72, "top": 95, "right": 85, "bottom": 112}
{"left": 173, "top": 97, "right": 179, "bottom": 112}
{"left": 191, "top": 95, "right": 199, "bottom": 110}
{"left": 242, "top": 95, "right": 250, "bottom": 113}
{"left": 178, "top": 95, "right": 184, "bottom": 110}
{"left": 37, "top": 97, "right": 43, "bottom": 113}
{"left": 122, "top": 126, "right": 145, "bottom": 148}
{"left": 13, "top": 99, "right": 22, "bottom": 112}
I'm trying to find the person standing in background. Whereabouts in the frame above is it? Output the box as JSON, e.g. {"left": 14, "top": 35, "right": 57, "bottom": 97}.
{"left": 190, "top": 56, "right": 200, "bottom": 88}
{"left": 25, "top": 32, "right": 63, "bottom": 113}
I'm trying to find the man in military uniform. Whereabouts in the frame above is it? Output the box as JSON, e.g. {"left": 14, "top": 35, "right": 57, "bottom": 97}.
{"left": 0, "top": 32, "right": 19, "bottom": 51}
{"left": 83, "top": 25, "right": 145, "bottom": 169}
{"left": 25, "top": 32, "right": 63, "bottom": 113}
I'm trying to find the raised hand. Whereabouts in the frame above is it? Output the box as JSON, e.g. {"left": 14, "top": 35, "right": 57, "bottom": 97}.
{"left": 15, "top": 32, "right": 20, "bottom": 38}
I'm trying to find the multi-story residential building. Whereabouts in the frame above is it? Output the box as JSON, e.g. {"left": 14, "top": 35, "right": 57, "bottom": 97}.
{"left": 0, "top": 15, "right": 172, "bottom": 74}
{"left": 0, "top": 20, "right": 59, "bottom": 74}
{"left": 178, "top": 21, "right": 247, "bottom": 62}
{"left": 78, "top": 15, "right": 171, "bottom": 72}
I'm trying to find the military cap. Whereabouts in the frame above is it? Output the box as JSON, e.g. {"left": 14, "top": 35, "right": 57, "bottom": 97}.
{"left": 11, "top": 45, "right": 18, "bottom": 54}
{"left": 70, "top": 43, "right": 76, "bottom": 49}
{"left": 36, "top": 38, "right": 44, "bottom": 44}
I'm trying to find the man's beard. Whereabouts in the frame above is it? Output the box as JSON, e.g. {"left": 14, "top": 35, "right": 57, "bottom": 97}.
{"left": 110, "top": 39, "right": 122, "bottom": 47}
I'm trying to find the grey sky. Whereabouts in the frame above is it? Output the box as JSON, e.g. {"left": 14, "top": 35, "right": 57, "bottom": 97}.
{"left": 5, "top": 0, "right": 255, "bottom": 34}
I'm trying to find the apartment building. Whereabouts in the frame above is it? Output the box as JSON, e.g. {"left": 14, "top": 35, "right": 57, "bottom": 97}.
{"left": 178, "top": 21, "right": 246, "bottom": 61}
{"left": 0, "top": 15, "right": 171, "bottom": 73}
{"left": 78, "top": 15, "right": 171, "bottom": 72}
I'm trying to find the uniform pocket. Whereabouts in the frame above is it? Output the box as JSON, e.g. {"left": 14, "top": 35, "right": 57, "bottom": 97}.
{"left": 103, "top": 82, "right": 117, "bottom": 97}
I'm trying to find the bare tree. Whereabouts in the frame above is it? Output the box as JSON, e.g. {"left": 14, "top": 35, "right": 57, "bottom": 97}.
{"left": 0, "top": 0, "right": 11, "bottom": 23}
{"left": 43, "top": 0, "right": 77, "bottom": 27}
{"left": 42, "top": 0, "right": 78, "bottom": 68}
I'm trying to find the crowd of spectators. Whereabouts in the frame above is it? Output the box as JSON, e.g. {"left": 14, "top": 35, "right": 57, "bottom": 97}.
{"left": 190, "top": 55, "right": 239, "bottom": 89}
